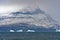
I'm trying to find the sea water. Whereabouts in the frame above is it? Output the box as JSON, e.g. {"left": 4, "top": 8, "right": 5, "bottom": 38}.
{"left": 0, "top": 32, "right": 60, "bottom": 40}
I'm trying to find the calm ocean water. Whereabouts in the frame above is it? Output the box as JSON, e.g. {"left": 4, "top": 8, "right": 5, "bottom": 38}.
{"left": 0, "top": 32, "right": 60, "bottom": 40}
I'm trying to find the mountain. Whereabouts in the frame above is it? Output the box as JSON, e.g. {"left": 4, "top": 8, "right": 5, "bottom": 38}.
{"left": 0, "top": 8, "right": 60, "bottom": 32}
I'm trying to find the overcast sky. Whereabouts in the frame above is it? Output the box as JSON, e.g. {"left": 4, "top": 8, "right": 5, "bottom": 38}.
{"left": 0, "top": 0, "right": 60, "bottom": 24}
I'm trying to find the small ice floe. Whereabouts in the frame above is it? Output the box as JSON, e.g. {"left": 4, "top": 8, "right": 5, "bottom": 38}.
{"left": 27, "top": 30, "right": 35, "bottom": 32}
{"left": 10, "top": 30, "right": 15, "bottom": 32}
{"left": 17, "top": 30, "right": 23, "bottom": 32}
{"left": 56, "top": 29, "right": 60, "bottom": 32}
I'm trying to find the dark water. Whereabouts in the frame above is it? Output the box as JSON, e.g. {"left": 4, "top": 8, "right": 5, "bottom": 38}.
{"left": 0, "top": 32, "right": 60, "bottom": 40}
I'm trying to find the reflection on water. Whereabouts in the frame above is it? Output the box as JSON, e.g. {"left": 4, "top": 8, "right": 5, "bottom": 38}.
{"left": 0, "top": 32, "right": 60, "bottom": 40}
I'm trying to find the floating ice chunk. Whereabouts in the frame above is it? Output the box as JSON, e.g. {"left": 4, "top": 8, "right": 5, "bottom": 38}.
{"left": 27, "top": 30, "right": 35, "bottom": 32}
{"left": 56, "top": 29, "right": 60, "bottom": 32}
{"left": 17, "top": 30, "right": 23, "bottom": 32}
{"left": 10, "top": 30, "right": 15, "bottom": 32}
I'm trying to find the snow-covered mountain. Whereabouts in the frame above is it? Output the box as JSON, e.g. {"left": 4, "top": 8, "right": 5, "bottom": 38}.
{"left": 0, "top": 8, "right": 60, "bottom": 32}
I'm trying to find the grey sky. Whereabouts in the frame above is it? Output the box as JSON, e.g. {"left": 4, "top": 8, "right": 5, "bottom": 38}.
{"left": 0, "top": 0, "right": 60, "bottom": 24}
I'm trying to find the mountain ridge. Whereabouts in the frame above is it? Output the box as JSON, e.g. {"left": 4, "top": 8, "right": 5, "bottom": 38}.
{"left": 0, "top": 8, "right": 60, "bottom": 32}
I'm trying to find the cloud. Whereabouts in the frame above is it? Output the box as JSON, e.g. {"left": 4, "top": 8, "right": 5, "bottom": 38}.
{"left": 0, "top": 8, "right": 55, "bottom": 28}
{"left": 11, "top": 8, "right": 44, "bottom": 16}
